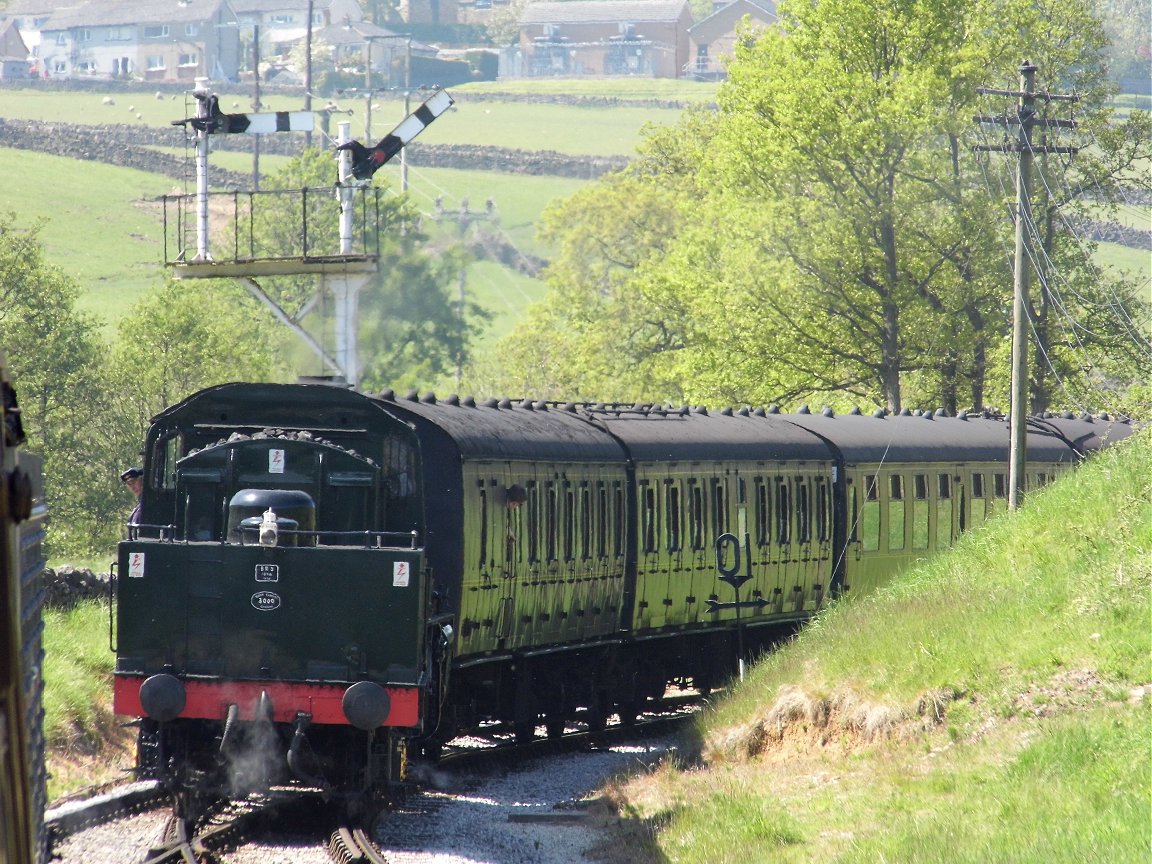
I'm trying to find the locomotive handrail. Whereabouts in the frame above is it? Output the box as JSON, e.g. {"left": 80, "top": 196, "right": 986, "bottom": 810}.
{"left": 127, "top": 525, "right": 421, "bottom": 549}
{"left": 233, "top": 526, "right": 422, "bottom": 549}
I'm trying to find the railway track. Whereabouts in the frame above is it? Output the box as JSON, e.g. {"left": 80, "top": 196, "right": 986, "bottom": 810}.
{"left": 47, "top": 698, "right": 699, "bottom": 863}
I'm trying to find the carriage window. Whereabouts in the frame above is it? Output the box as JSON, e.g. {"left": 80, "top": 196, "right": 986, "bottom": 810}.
{"left": 641, "top": 482, "right": 657, "bottom": 553}
{"left": 938, "top": 474, "right": 951, "bottom": 499}
{"left": 737, "top": 476, "right": 747, "bottom": 505}
{"left": 689, "top": 481, "right": 704, "bottom": 550}
{"left": 666, "top": 483, "right": 682, "bottom": 552}
{"left": 775, "top": 480, "right": 790, "bottom": 545}
{"left": 890, "top": 475, "right": 904, "bottom": 500}
{"left": 711, "top": 478, "right": 726, "bottom": 536}
{"left": 580, "top": 485, "right": 591, "bottom": 560}
{"left": 914, "top": 474, "right": 928, "bottom": 500}
{"left": 545, "top": 482, "right": 557, "bottom": 561}
{"left": 937, "top": 492, "right": 953, "bottom": 549}
{"left": 1036, "top": 472, "right": 1048, "bottom": 487}
{"left": 613, "top": 482, "right": 625, "bottom": 555}
{"left": 815, "top": 478, "right": 829, "bottom": 542}
{"left": 527, "top": 483, "right": 539, "bottom": 563}
{"left": 865, "top": 474, "right": 879, "bottom": 501}
{"left": 889, "top": 493, "right": 906, "bottom": 551}
{"left": 993, "top": 473, "right": 1007, "bottom": 498}
{"left": 972, "top": 473, "right": 985, "bottom": 498}
{"left": 861, "top": 491, "right": 880, "bottom": 551}
{"left": 479, "top": 485, "right": 488, "bottom": 566}
{"left": 911, "top": 487, "right": 928, "bottom": 550}
{"left": 596, "top": 482, "right": 607, "bottom": 558}
{"left": 755, "top": 480, "right": 770, "bottom": 547}
{"left": 564, "top": 482, "right": 575, "bottom": 561}
{"left": 796, "top": 480, "right": 811, "bottom": 543}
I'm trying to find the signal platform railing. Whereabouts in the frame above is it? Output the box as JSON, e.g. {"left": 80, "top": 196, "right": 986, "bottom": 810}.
{"left": 161, "top": 186, "right": 384, "bottom": 269}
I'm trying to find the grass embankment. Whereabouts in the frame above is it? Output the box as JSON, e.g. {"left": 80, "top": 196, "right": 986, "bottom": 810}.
{"left": 600, "top": 431, "right": 1152, "bottom": 863}
{"left": 42, "top": 600, "right": 131, "bottom": 800}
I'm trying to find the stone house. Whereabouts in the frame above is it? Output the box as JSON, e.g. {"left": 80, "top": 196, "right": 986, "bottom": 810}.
{"left": 231, "top": 0, "right": 365, "bottom": 62}
{"left": 686, "top": 0, "right": 776, "bottom": 79}
{"left": 35, "top": 0, "right": 241, "bottom": 82}
{"left": 514, "top": 0, "right": 693, "bottom": 79}
{"left": 0, "top": 20, "right": 33, "bottom": 80}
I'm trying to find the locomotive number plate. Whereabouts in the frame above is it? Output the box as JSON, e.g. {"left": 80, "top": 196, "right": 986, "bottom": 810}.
{"left": 251, "top": 591, "right": 281, "bottom": 611}
{"left": 255, "top": 564, "right": 279, "bottom": 582}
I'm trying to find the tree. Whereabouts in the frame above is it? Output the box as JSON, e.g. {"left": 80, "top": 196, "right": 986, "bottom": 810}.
{"left": 505, "top": 0, "right": 1150, "bottom": 414}
{"left": 241, "top": 147, "right": 483, "bottom": 391}
{"left": 0, "top": 214, "right": 116, "bottom": 557}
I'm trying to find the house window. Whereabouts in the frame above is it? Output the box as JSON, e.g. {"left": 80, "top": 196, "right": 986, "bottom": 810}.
{"left": 108, "top": 28, "right": 130, "bottom": 41}
{"left": 270, "top": 14, "right": 295, "bottom": 25}
{"left": 79, "top": 29, "right": 92, "bottom": 42}
{"left": 52, "top": 60, "right": 66, "bottom": 73}
{"left": 34, "top": 17, "right": 50, "bottom": 27}
{"left": 146, "top": 55, "right": 166, "bottom": 70}
{"left": 55, "top": 33, "right": 68, "bottom": 46}
{"left": 695, "top": 44, "right": 708, "bottom": 71}
{"left": 185, "top": 24, "right": 199, "bottom": 37}
{"left": 179, "top": 53, "right": 198, "bottom": 67}
{"left": 143, "top": 25, "right": 170, "bottom": 38}
{"left": 75, "top": 61, "right": 95, "bottom": 73}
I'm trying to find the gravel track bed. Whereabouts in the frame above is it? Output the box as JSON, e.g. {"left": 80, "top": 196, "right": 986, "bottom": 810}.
{"left": 49, "top": 735, "right": 675, "bottom": 863}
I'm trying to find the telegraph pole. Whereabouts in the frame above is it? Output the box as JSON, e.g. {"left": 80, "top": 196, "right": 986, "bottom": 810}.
{"left": 434, "top": 197, "right": 497, "bottom": 386}
{"left": 974, "top": 60, "right": 1077, "bottom": 510}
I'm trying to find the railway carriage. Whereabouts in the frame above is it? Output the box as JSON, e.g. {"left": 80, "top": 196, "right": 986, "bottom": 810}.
{"left": 111, "top": 382, "right": 1135, "bottom": 801}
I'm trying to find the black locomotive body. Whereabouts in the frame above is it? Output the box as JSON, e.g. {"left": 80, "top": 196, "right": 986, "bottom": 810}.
{"left": 111, "top": 382, "right": 1135, "bottom": 797}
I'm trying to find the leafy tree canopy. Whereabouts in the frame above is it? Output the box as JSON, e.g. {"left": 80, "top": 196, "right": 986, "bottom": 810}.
{"left": 494, "top": 0, "right": 1151, "bottom": 415}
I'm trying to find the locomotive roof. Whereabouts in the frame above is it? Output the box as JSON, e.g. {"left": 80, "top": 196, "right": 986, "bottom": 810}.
{"left": 784, "top": 409, "right": 1077, "bottom": 464}
{"left": 373, "top": 392, "right": 628, "bottom": 462}
{"left": 150, "top": 383, "right": 397, "bottom": 435}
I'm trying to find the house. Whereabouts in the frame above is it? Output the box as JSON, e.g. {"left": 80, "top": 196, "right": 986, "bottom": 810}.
{"left": 36, "top": 0, "right": 241, "bottom": 82}
{"left": 515, "top": 0, "right": 693, "bottom": 79}
{"left": 686, "top": 0, "right": 776, "bottom": 79}
{"left": 0, "top": 0, "right": 60, "bottom": 68}
{"left": 232, "top": 0, "right": 365, "bottom": 62}
{"left": 0, "top": 20, "right": 33, "bottom": 80}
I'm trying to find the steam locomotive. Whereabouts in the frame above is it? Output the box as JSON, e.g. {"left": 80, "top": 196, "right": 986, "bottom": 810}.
{"left": 110, "top": 382, "right": 1134, "bottom": 802}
